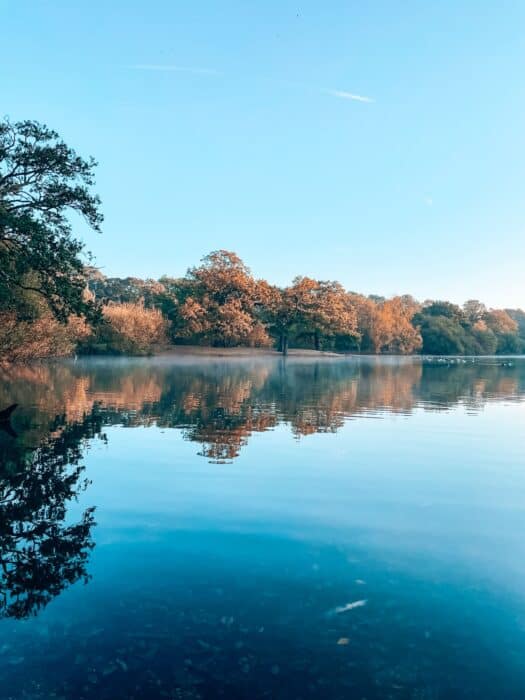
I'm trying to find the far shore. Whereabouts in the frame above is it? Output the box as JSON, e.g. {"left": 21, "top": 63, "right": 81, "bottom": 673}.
{"left": 143, "top": 348, "right": 521, "bottom": 362}
{"left": 5, "top": 348, "right": 521, "bottom": 367}
{"left": 155, "top": 345, "right": 345, "bottom": 358}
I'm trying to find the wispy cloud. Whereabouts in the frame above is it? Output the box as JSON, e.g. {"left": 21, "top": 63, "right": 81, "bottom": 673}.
{"left": 327, "top": 89, "right": 374, "bottom": 103}
{"left": 131, "top": 66, "right": 373, "bottom": 105}
{"left": 424, "top": 196, "right": 433, "bottom": 206}
{"left": 132, "top": 64, "right": 222, "bottom": 76}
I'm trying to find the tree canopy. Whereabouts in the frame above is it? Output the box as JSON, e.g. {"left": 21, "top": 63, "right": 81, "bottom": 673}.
{"left": 0, "top": 119, "right": 102, "bottom": 322}
{"left": 84, "top": 256, "right": 525, "bottom": 357}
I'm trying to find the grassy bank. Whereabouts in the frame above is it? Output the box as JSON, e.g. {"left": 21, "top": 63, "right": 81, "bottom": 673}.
{"left": 155, "top": 345, "right": 343, "bottom": 358}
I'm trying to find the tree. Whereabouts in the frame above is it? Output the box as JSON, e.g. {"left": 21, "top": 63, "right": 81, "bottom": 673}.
{"left": 469, "top": 323, "right": 497, "bottom": 354}
{"left": 484, "top": 309, "right": 518, "bottom": 336}
{"left": 463, "top": 299, "right": 487, "bottom": 325}
{"left": 349, "top": 294, "right": 376, "bottom": 352}
{"left": 496, "top": 333, "right": 523, "bottom": 354}
{"left": 307, "top": 281, "right": 358, "bottom": 351}
{"left": 87, "top": 270, "right": 166, "bottom": 307}
{"left": 261, "top": 284, "right": 298, "bottom": 355}
{"left": 422, "top": 301, "right": 465, "bottom": 323}
{"left": 417, "top": 315, "right": 466, "bottom": 355}
{"left": 368, "top": 296, "right": 422, "bottom": 354}
{"left": 506, "top": 309, "right": 525, "bottom": 338}
{"left": 176, "top": 250, "right": 271, "bottom": 347}
{"left": 264, "top": 277, "right": 359, "bottom": 354}
{"left": 0, "top": 119, "right": 102, "bottom": 322}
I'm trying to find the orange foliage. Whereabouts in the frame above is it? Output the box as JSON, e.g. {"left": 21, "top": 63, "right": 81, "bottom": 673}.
{"left": 102, "top": 300, "right": 168, "bottom": 354}
{"left": 178, "top": 250, "right": 272, "bottom": 347}
{"left": 484, "top": 309, "right": 518, "bottom": 335}
{"left": 368, "top": 297, "right": 422, "bottom": 354}
{"left": 0, "top": 310, "right": 90, "bottom": 363}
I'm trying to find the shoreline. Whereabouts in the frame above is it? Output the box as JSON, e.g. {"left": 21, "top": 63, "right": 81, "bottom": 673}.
{"left": 3, "top": 347, "right": 523, "bottom": 367}
{"left": 155, "top": 346, "right": 344, "bottom": 358}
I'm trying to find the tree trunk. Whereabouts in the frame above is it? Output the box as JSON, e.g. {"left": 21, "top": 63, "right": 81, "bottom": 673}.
{"left": 314, "top": 332, "right": 320, "bottom": 351}
{"left": 282, "top": 335, "right": 288, "bottom": 356}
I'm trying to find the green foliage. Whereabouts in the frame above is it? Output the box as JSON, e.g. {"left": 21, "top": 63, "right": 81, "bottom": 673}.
{"left": 469, "top": 328, "right": 497, "bottom": 355}
{"left": 417, "top": 315, "right": 467, "bottom": 355}
{"left": 423, "top": 301, "right": 465, "bottom": 322}
{"left": 497, "top": 332, "right": 524, "bottom": 354}
{"left": 415, "top": 302, "right": 518, "bottom": 356}
{"left": 0, "top": 119, "right": 102, "bottom": 322}
{"left": 506, "top": 309, "right": 525, "bottom": 341}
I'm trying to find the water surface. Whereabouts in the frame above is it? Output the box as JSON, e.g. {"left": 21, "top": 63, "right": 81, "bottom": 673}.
{"left": 1, "top": 355, "right": 525, "bottom": 699}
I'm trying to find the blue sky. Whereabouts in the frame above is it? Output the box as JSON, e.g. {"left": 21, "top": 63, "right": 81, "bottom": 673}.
{"left": 2, "top": 1, "right": 524, "bottom": 306}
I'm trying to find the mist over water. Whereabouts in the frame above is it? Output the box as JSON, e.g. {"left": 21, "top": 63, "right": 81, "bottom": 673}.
{"left": 1, "top": 356, "right": 525, "bottom": 699}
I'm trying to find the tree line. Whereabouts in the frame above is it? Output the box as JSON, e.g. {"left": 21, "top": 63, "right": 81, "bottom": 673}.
{"left": 1, "top": 117, "right": 524, "bottom": 361}
{"left": 84, "top": 252, "right": 525, "bottom": 357}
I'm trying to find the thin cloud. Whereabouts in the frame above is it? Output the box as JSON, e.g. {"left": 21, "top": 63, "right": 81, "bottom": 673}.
{"left": 327, "top": 89, "right": 374, "bottom": 103}
{"left": 132, "top": 64, "right": 222, "bottom": 76}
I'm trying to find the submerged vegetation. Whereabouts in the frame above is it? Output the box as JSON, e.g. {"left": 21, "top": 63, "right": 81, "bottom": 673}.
{"left": 1, "top": 117, "right": 524, "bottom": 362}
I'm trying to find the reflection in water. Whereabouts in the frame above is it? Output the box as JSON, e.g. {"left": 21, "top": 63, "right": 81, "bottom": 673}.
{"left": 1, "top": 356, "right": 523, "bottom": 463}
{"left": 0, "top": 356, "right": 522, "bottom": 613}
{"left": 1, "top": 356, "right": 525, "bottom": 698}
{"left": 0, "top": 409, "right": 98, "bottom": 619}
{"left": 0, "top": 356, "right": 523, "bottom": 613}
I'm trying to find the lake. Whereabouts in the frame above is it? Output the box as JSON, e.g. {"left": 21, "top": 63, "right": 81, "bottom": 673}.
{"left": 1, "top": 355, "right": 525, "bottom": 699}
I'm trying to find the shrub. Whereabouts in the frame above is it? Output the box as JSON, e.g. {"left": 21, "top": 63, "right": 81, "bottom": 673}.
{"left": 80, "top": 301, "right": 168, "bottom": 355}
{"left": 0, "top": 311, "right": 90, "bottom": 363}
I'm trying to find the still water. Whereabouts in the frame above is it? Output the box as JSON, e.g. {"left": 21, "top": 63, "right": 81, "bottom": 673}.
{"left": 1, "top": 355, "right": 525, "bottom": 699}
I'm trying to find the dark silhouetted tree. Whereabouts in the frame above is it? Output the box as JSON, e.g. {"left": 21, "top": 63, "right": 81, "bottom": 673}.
{"left": 0, "top": 119, "right": 102, "bottom": 322}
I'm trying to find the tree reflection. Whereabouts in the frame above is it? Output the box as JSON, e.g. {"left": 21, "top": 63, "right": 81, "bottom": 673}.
{"left": 1, "top": 355, "right": 523, "bottom": 621}
{"left": 0, "top": 410, "right": 99, "bottom": 619}
{"left": 2, "top": 357, "right": 525, "bottom": 466}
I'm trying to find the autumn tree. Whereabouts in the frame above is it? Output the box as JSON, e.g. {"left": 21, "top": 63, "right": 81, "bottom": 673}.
{"left": 263, "top": 277, "right": 319, "bottom": 354}
{"left": 175, "top": 250, "right": 271, "bottom": 347}
{"left": 306, "top": 280, "right": 358, "bottom": 351}
{"left": 484, "top": 309, "right": 518, "bottom": 336}
{"left": 259, "top": 284, "right": 296, "bottom": 355}
{"left": 348, "top": 294, "right": 377, "bottom": 352}
{"left": 264, "top": 277, "right": 359, "bottom": 354}
{"left": 368, "top": 296, "right": 422, "bottom": 354}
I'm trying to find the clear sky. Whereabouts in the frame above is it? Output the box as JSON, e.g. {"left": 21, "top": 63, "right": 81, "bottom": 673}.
{"left": 2, "top": 1, "right": 524, "bottom": 307}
